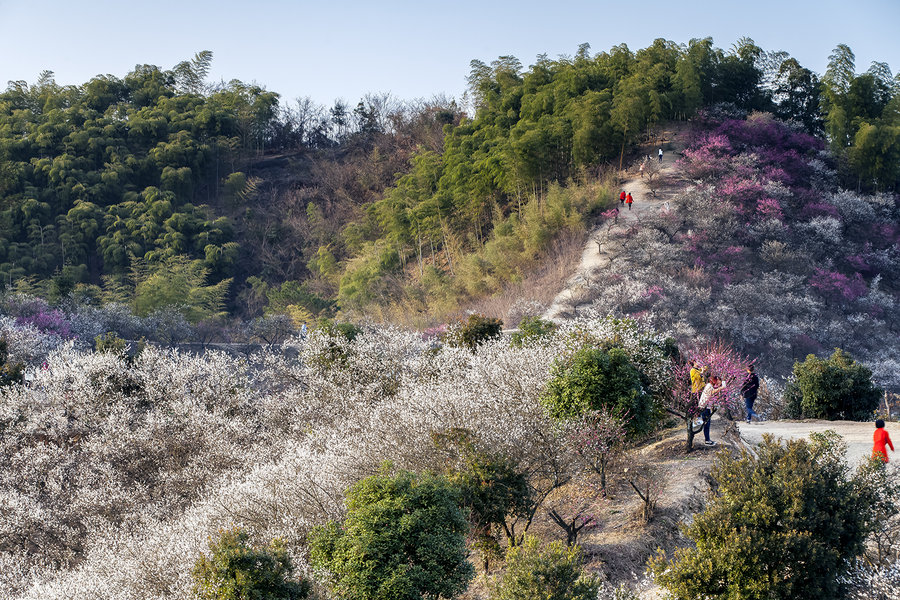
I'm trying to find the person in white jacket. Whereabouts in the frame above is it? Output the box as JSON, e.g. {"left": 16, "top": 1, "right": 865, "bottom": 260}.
{"left": 698, "top": 375, "right": 726, "bottom": 446}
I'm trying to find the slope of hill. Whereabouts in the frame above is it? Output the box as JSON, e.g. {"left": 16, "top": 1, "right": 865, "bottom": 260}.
{"left": 545, "top": 112, "right": 899, "bottom": 390}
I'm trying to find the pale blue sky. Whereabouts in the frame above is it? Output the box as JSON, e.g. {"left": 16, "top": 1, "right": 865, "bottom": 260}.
{"left": 1, "top": 0, "right": 898, "bottom": 109}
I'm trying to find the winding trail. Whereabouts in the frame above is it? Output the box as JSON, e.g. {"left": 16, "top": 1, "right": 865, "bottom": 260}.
{"left": 544, "top": 124, "right": 688, "bottom": 321}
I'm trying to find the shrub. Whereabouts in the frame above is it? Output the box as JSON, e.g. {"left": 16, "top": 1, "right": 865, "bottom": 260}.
{"left": 446, "top": 314, "right": 503, "bottom": 351}
{"left": 308, "top": 467, "right": 473, "bottom": 600}
{"left": 316, "top": 317, "right": 362, "bottom": 342}
{"left": 510, "top": 316, "right": 557, "bottom": 347}
{"left": 192, "top": 528, "right": 311, "bottom": 600}
{"left": 435, "top": 429, "right": 533, "bottom": 563}
{"left": 788, "top": 348, "right": 882, "bottom": 420}
{"left": 0, "top": 337, "right": 24, "bottom": 387}
{"left": 94, "top": 331, "right": 127, "bottom": 354}
{"left": 651, "top": 432, "right": 882, "bottom": 600}
{"left": 541, "top": 346, "right": 652, "bottom": 435}
{"left": 490, "top": 536, "right": 600, "bottom": 600}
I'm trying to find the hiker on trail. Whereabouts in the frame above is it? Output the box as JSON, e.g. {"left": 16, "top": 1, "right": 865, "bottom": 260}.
{"left": 658, "top": 148, "right": 663, "bottom": 163}
{"left": 625, "top": 192, "right": 633, "bottom": 210}
{"left": 619, "top": 190, "right": 626, "bottom": 206}
{"left": 639, "top": 160, "right": 645, "bottom": 178}
{"left": 873, "top": 419, "right": 894, "bottom": 463}
{"left": 741, "top": 365, "right": 760, "bottom": 423}
{"left": 698, "top": 374, "right": 726, "bottom": 447}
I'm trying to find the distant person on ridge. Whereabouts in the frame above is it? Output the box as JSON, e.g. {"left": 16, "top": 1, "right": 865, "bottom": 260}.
{"left": 619, "top": 190, "right": 626, "bottom": 206}
{"left": 741, "top": 365, "right": 760, "bottom": 423}
{"left": 658, "top": 147, "right": 663, "bottom": 163}
{"left": 873, "top": 419, "right": 894, "bottom": 463}
{"left": 698, "top": 374, "right": 726, "bottom": 447}
{"left": 625, "top": 192, "right": 633, "bottom": 210}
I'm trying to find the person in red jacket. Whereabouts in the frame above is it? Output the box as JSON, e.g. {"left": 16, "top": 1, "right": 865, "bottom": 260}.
{"left": 873, "top": 419, "right": 894, "bottom": 463}
{"left": 619, "top": 190, "right": 626, "bottom": 206}
{"left": 625, "top": 192, "right": 634, "bottom": 210}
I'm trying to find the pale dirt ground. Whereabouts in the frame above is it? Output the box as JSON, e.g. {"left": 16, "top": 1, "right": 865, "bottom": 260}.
{"left": 739, "top": 417, "right": 896, "bottom": 465}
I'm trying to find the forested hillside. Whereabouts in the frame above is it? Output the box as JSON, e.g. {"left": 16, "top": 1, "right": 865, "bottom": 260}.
{"left": 1, "top": 40, "right": 898, "bottom": 325}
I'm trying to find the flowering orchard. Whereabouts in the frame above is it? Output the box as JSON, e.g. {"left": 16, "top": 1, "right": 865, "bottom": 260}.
{"left": 0, "top": 313, "right": 677, "bottom": 599}
{"left": 578, "top": 112, "right": 900, "bottom": 391}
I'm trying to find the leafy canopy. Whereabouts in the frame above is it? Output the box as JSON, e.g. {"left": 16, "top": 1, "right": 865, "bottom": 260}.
{"left": 308, "top": 467, "right": 474, "bottom": 600}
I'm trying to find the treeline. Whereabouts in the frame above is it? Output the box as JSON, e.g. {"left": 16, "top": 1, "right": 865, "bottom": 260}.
{"left": 324, "top": 38, "right": 900, "bottom": 317}
{"left": 1, "top": 41, "right": 897, "bottom": 322}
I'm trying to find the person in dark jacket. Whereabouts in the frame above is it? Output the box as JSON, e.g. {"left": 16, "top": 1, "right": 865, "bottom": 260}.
{"left": 741, "top": 365, "right": 760, "bottom": 423}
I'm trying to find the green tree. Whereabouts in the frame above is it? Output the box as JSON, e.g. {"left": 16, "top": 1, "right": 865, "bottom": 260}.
{"left": 192, "top": 528, "right": 311, "bottom": 600}
{"left": 435, "top": 428, "right": 532, "bottom": 567}
{"left": 445, "top": 313, "right": 503, "bottom": 351}
{"left": 786, "top": 348, "right": 882, "bottom": 420}
{"left": 308, "top": 468, "right": 473, "bottom": 600}
{"left": 541, "top": 346, "right": 651, "bottom": 435}
{"left": 651, "top": 433, "right": 883, "bottom": 600}
{"left": 489, "top": 536, "right": 600, "bottom": 600}
{"left": 131, "top": 255, "right": 231, "bottom": 322}
{"left": 510, "top": 316, "right": 557, "bottom": 347}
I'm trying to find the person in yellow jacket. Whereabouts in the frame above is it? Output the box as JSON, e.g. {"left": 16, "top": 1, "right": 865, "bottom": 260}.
{"left": 690, "top": 361, "right": 704, "bottom": 394}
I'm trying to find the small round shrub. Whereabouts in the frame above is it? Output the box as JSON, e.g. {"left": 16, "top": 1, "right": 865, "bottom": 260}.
{"left": 541, "top": 346, "right": 652, "bottom": 435}
{"left": 94, "top": 331, "right": 127, "bottom": 354}
{"left": 446, "top": 314, "right": 503, "bottom": 351}
{"left": 788, "top": 348, "right": 882, "bottom": 420}
{"left": 490, "top": 536, "right": 600, "bottom": 600}
{"left": 316, "top": 317, "right": 362, "bottom": 341}
{"left": 192, "top": 528, "right": 311, "bottom": 600}
{"left": 510, "top": 316, "right": 557, "bottom": 347}
{"left": 309, "top": 468, "right": 473, "bottom": 600}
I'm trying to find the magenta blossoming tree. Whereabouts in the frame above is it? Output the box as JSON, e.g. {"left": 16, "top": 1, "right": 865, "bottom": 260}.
{"left": 666, "top": 342, "right": 751, "bottom": 451}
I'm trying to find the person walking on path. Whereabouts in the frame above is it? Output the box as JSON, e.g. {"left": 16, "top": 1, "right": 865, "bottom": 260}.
{"left": 873, "top": 419, "right": 894, "bottom": 463}
{"left": 698, "top": 374, "right": 727, "bottom": 447}
{"left": 639, "top": 160, "right": 645, "bottom": 179}
{"left": 658, "top": 147, "right": 663, "bottom": 163}
{"left": 741, "top": 365, "right": 760, "bottom": 423}
{"left": 619, "top": 190, "right": 626, "bottom": 206}
{"left": 625, "top": 192, "right": 633, "bottom": 211}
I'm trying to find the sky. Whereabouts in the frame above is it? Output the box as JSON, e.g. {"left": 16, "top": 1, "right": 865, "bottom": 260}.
{"left": 1, "top": 0, "right": 898, "bottom": 110}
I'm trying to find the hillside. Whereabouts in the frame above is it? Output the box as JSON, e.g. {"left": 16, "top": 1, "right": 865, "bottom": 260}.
{"left": 2, "top": 41, "right": 897, "bottom": 327}
{"left": 1, "top": 38, "right": 900, "bottom": 600}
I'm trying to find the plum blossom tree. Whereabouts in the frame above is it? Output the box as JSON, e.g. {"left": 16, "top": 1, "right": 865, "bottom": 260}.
{"left": 665, "top": 342, "right": 751, "bottom": 450}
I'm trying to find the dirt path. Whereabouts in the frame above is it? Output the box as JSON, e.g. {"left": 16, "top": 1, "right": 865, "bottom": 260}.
{"left": 544, "top": 124, "right": 689, "bottom": 320}
{"left": 739, "top": 418, "right": 894, "bottom": 465}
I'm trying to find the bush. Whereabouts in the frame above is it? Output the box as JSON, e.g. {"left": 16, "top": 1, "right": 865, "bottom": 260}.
{"left": 446, "top": 314, "right": 503, "bottom": 351}
{"left": 510, "top": 316, "right": 557, "bottom": 347}
{"left": 316, "top": 317, "right": 362, "bottom": 342}
{"left": 651, "top": 432, "right": 882, "bottom": 600}
{"left": 192, "top": 528, "right": 311, "bottom": 600}
{"left": 0, "top": 337, "right": 24, "bottom": 387}
{"left": 490, "top": 536, "right": 600, "bottom": 600}
{"left": 308, "top": 467, "right": 473, "bottom": 600}
{"left": 788, "top": 348, "right": 882, "bottom": 420}
{"left": 436, "top": 429, "right": 533, "bottom": 560}
{"left": 541, "top": 346, "right": 652, "bottom": 435}
{"left": 94, "top": 331, "right": 127, "bottom": 354}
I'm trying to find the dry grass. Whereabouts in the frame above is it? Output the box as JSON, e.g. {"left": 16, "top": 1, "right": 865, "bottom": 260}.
{"left": 460, "top": 230, "right": 589, "bottom": 327}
